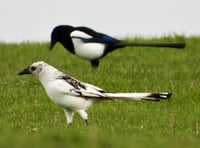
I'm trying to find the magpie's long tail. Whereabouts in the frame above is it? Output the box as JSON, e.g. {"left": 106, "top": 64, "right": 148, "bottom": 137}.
{"left": 104, "top": 92, "right": 172, "bottom": 101}
{"left": 118, "top": 42, "right": 186, "bottom": 49}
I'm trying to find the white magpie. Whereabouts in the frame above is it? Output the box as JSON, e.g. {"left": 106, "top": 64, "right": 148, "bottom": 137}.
{"left": 18, "top": 61, "right": 172, "bottom": 124}
{"left": 50, "top": 25, "right": 186, "bottom": 68}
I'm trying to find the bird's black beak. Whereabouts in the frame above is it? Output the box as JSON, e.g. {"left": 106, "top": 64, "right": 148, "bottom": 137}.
{"left": 18, "top": 68, "right": 31, "bottom": 75}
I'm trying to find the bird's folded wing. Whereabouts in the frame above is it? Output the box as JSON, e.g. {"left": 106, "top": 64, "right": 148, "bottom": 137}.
{"left": 55, "top": 78, "right": 107, "bottom": 98}
{"left": 71, "top": 29, "right": 119, "bottom": 44}
{"left": 69, "top": 82, "right": 107, "bottom": 98}
{"left": 69, "top": 89, "right": 106, "bottom": 98}
{"left": 83, "top": 83, "right": 105, "bottom": 93}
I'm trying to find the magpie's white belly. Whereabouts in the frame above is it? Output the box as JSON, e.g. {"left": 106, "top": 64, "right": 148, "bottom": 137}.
{"left": 72, "top": 39, "right": 105, "bottom": 60}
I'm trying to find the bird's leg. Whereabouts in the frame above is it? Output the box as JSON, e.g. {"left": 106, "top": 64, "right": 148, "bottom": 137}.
{"left": 76, "top": 110, "right": 89, "bottom": 125}
{"left": 90, "top": 60, "right": 99, "bottom": 68}
{"left": 85, "top": 119, "right": 89, "bottom": 125}
{"left": 63, "top": 109, "right": 74, "bottom": 125}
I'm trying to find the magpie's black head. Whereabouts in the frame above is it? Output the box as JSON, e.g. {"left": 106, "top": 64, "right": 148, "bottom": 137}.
{"left": 50, "top": 25, "right": 74, "bottom": 50}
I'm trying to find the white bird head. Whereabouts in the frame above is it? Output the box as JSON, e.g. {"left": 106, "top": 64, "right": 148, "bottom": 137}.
{"left": 18, "top": 61, "right": 47, "bottom": 76}
{"left": 18, "top": 61, "right": 64, "bottom": 83}
{"left": 19, "top": 61, "right": 63, "bottom": 82}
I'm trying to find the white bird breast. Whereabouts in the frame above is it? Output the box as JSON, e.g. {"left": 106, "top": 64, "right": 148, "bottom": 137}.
{"left": 42, "top": 79, "right": 94, "bottom": 110}
{"left": 70, "top": 31, "right": 105, "bottom": 60}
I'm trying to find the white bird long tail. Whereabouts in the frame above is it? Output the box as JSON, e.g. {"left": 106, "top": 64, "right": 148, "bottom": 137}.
{"left": 104, "top": 92, "right": 172, "bottom": 101}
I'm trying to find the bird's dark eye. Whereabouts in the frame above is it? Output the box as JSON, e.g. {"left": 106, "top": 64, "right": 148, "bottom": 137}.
{"left": 31, "top": 66, "right": 36, "bottom": 71}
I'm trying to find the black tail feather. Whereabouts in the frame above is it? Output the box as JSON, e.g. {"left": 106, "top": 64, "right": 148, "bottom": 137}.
{"left": 148, "top": 93, "right": 172, "bottom": 100}
{"left": 119, "top": 42, "right": 186, "bottom": 49}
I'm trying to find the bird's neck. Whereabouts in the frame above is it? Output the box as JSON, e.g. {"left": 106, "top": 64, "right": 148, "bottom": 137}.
{"left": 37, "top": 69, "right": 61, "bottom": 85}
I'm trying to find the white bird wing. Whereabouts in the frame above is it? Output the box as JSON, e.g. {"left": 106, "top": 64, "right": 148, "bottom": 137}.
{"left": 56, "top": 75, "right": 107, "bottom": 98}
{"left": 78, "top": 82, "right": 106, "bottom": 98}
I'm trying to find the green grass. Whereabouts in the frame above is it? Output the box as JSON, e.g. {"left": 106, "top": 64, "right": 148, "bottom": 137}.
{"left": 1, "top": 36, "right": 200, "bottom": 147}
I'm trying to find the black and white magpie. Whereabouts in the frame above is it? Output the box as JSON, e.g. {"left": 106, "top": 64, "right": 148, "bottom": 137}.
{"left": 50, "top": 25, "right": 186, "bottom": 68}
{"left": 18, "top": 61, "right": 172, "bottom": 124}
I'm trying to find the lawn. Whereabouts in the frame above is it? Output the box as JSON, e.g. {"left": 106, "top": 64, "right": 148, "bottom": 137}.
{"left": 0, "top": 35, "right": 200, "bottom": 147}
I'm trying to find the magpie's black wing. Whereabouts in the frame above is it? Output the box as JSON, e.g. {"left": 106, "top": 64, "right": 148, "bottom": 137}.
{"left": 75, "top": 26, "right": 120, "bottom": 44}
